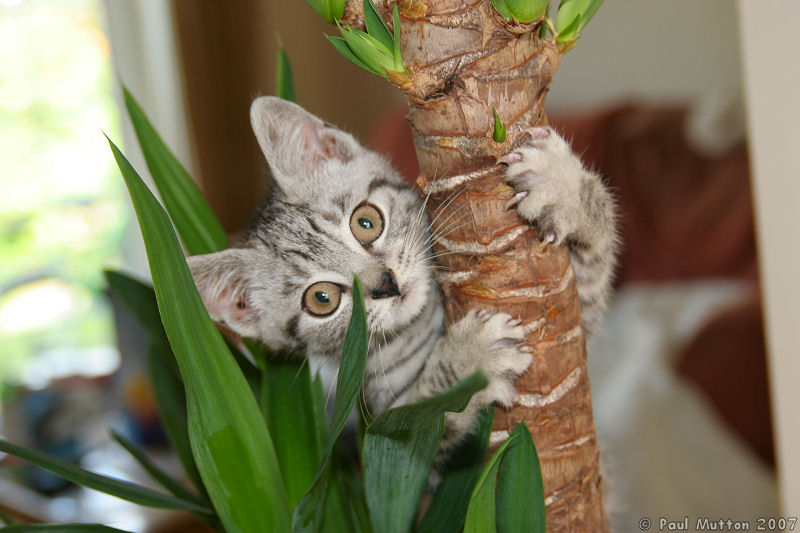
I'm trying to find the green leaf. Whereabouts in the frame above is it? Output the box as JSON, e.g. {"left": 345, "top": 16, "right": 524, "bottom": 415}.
{"left": 0, "top": 525, "right": 134, "bottom": 533}
{"left": 491, "top": 0, "right": 512, "bottom": 21}
{"left": 110, "top": 430, "right": 205, "bottom": 507}
{"left": 363, "top": 0, "right": 393, "bottom": 51}
{"left": 555, "top": 0, "right": 603, "bottom": 43}
{"left": 0, "top": 440, "right": 212, "bottom": 516}
{"left": 496, "top": 422, "right": 546, "bottom": 533}
{"left": 104, "top": 270, "right": 162, "bottom": 335}
{"left": 391, "top": 5, "right": 403, "bottom": 73}
{"left": 321, "top": 449, "right": 368, "bottom": 533}
{"left": 122, "top": 86, "right": 228, "bottom": 256}
{"left": 338, "top": 24, "right": 391, "bottom": 77}
{"left": 555, "top": 0, "right": 586, "bottom": 32}
{"left": 104, "top": 270, "right": 203, "bottom": 492}
{"left": 337, "top": 454, "right": 372, "bottom": 533}
{"left": 363, "top": 372, "right": 489, "bottom": 533}
{"left": 493, "top": 108, "right": 507, "bottom": 143}
{"left": 462, "top": 436, "right": 517, "bottom": 533}
{"left": 555, "top": 11, "right": 581, "bottom": 44}
{"left": 492, "top": 0, "right": 548, "bottom": 23}
{"left": 302, "top": 0, "right": 345, "bottom": 24}
{"left": 579, "top": 0, "right": 603, "bottom": 31}
{"left": 418, "top": 407, "right": 495, "bottom": 533}
{"left": 260, "top": 357, "right": 324, "bottom": 509}
{"left": 107, "top": 137, "right": 291, "bottom": 533}
{"left": 326, "top": 35, "right": 376, "bottom": 74}
{"left": 146, "top": 339, "right": 204, "bottom": 491}
{"left": 292, "top": 277, "right": 368, "bottom": 533}
{"left": 276, "top": 48, "right": 296, "bottom": 103}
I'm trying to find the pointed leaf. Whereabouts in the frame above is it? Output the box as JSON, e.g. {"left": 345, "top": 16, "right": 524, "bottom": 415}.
{"left": 363, "top": 372, "right": 489, "bottom": 533}
{"left": 496, "top": 422, "right": 546, "bottom": 533}
{"left": 146, "top": 339, "right": 204, "bottom": 491}
{"left": 276, "top": 48, "right": 296, "bottom": 103}
{"left": 493, "top": 108, "right": 507, "bottom": 143}
{"left": 0, "top": 440, "right": 212, "bottom": 516}
{"left": 462, "top": 436, "right": 517, "bottom": 533}
{"left": 418, "top": 407, "right": 495, "bottom": 533}
{"left": 578, "top": 0, "right": 603, "bottom": 32}
{"left": 104, "top": 270, "right": 203, "bottom": 492}
{"left": 555, "top": 9, "right": 582, "bottom": 43}
{"left": 338, "top": 24, "right": 389, "bottom": 77}
{"left": 326, "top": 35, "right": 378, "bottom": 75}
{"left": 110, "top": 430, "right": 204, "bottom": 506}
{"left": 122, "top": 88, "right": 228, "bottom": 256}
{"left": 292, "top": 277, "right": 368, "bottom": 533}
{"left": 107, "top": 137, "right": 291, "bottom": 533}
{"left": 556, "top": 0, "right": 588, "bottom": 31}
{"left": 302, "top": 0, "right": 344, "bottom": 24}
{"left": 260, "top": 357, "right": 324, "bottom": 509}
{"left": 392, "top": 5, "right": 404, "bottom": 73}
{"left": 363, "top": 0, "right": 393, "bottom": 51}
{"left": 104, "top": 270, "right": 162, "bottom": 335}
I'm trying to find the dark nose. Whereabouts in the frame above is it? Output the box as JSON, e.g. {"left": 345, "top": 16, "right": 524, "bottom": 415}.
{"left": 371, "top": 270, "right": 400, "bottom": 299}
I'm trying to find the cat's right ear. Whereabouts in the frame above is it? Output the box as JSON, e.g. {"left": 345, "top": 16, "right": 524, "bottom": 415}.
{"left": 250, "top": 96, "right": 360, "bottom": 181}
{"left": 188, "top": 248, "right": 261, "bottom": 339}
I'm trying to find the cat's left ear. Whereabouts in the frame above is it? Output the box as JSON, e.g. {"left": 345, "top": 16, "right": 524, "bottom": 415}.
{"left": 250, "top": 96, "right": 361, "bottom": 181}
{"left": 187, "top": 248, "right": 261, "bottom": 339}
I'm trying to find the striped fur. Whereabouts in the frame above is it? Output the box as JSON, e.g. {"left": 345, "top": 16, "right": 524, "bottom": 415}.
{"left": 188, "top": 99, "right": 617, "bottom": 457}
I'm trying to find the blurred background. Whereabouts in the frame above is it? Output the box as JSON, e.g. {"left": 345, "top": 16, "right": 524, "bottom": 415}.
{"left": 0, "top": 0, "right": 796, "bottom": 531}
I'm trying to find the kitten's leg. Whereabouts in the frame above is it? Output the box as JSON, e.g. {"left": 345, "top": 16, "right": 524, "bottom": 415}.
{"left": 397, "top": 309, "right": 532, "bottom": 474}
{"left": 501, "top": 127, "right": 619, "bottom": 334}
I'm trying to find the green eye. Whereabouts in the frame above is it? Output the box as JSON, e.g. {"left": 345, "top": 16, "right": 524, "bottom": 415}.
{"left": 358, "top": 217, "right": 374, "bottom": 230}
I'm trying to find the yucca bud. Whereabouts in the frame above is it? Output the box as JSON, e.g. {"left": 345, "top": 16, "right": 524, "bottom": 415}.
{"left": 555, "top": 0, "right": 603, "bottom": 46}
{"left": 327, "top": 0, "right": 406, "bottom": 81}
{"left": 493, "top": 109, "right": 507, "bottom": 143}
{"left": 491, "top": 0, "right": 549, "bottom": 24}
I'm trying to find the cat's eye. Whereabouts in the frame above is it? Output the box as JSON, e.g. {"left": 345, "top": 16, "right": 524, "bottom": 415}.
{"left": 303, "top": 281, "right": 342, "bottom": 317}
{"left": 350, "top": 203, "right": 384, "bottom": 245}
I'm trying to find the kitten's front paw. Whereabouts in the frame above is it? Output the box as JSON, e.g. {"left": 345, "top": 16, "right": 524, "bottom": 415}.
{"left": 500, "top": 127, "right": 586, "bottom": 245}
{"left": 449, "top": 309, "right": 531, "bottom": 408}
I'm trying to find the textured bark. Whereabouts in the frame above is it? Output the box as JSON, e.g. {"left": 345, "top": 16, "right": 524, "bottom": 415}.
{"left": 344, "top": 1, "right": 608, "bottom": 530}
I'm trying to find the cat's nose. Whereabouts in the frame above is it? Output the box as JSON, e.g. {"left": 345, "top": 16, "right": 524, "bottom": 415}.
{"left": 370, "top": 270, "right": 400, "bottom": 299}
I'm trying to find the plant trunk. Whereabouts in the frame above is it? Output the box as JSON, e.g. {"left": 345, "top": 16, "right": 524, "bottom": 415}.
{"left": 345, "top": 1, "right": 609, "bottom": 530}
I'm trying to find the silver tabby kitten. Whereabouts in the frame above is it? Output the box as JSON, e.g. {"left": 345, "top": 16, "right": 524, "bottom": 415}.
{"left": 188, "top": 97, "right": 617, "bottom": 452}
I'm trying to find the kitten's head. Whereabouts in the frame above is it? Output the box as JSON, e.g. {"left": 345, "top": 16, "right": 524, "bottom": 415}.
{"left": 188, "top": 97, "right": 434, "bottom": 358}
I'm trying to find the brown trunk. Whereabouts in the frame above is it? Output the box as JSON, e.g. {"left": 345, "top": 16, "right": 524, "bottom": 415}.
{"left": 344, "top": 1, "right": 609, "bottom": 530}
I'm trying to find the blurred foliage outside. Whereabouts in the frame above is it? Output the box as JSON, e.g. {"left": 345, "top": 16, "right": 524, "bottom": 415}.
{"left": 0, "top": 0, "right": 125, "bottom": 393}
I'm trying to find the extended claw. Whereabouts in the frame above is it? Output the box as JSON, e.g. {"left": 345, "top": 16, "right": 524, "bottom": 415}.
{"left": 497, "top": 152, "right": 523, "bottom": 165}
{"left": 505, "top": 190, "right": 528, "bottom": 209}
{"left": 543, "top": 233, "right": 556, "bottom": 245}
{"left": 507, "top": 318, "right": 522, "bottom": 327}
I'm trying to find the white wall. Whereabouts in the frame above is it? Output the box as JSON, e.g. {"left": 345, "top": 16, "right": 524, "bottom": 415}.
{"left": 737, "top": 0, "right": 800, "bottom": 515}
{"left": 549, "top": 0, "right": 741, "bottom": 111}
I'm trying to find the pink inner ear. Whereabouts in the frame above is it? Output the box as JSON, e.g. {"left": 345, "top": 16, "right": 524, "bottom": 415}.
{"left": 202, "top": 281, "right": 252, "bottom": 326}
{"left": 301, "top": 121, "right": 351, "bottom": 164}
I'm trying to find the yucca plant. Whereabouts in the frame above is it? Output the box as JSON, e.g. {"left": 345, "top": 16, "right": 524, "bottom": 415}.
{"left": 306, "top": 0, "right": 609, "bottom": 531}
{"left": 0, "top": 50, "right": 546, "bottom": 533}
